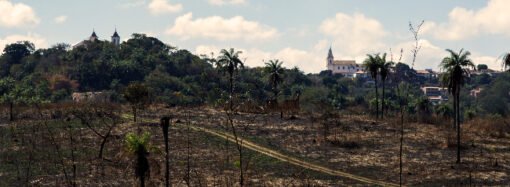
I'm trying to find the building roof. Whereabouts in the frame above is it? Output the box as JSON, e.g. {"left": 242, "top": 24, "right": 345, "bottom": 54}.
{"left": 332, "top": 60, "right": 356, "bottom": 65}
{"left": 91, "top": 31, "right": 97, "bottom": 38}
{"left": 112, "top": 29, "right": 120, "bottom": 37}
{"left": 327, "top": 47, "right": 334, "bottom": 59}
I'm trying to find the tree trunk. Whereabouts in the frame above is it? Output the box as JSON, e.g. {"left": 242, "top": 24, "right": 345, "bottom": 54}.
{"left": 456, "top": 92, "right": 461, "bottom": 164}
{"left": 133, "top": 107, "right": 137, "bottom": 122}
{"left": 98, "top": 131, "right": 111, "bottom": 159}
{"left": 229, "top": 73, "right": 234, "bottom": 111}
{"left": 239, "top": 143, "right": 244, "bottom": 187}
{"left": 160, "top": 117, "right": 170, "bottom": 187}
{"left": 375, "top": 79, "right": 379, "bottom": 119}
{"left": 140, "top": 176, "right": 145, "bottom": 187}
{"left": 381, "top": 81, "right": 385, "bottom": 119}
{"left": 9, "top": 102, "right": 13, "bottom": 121}
{"left": 399, "top": 105, "right": 404, "bottom": 186}
{"left": 452, "top": 95, "right": 456, "bottom": 129}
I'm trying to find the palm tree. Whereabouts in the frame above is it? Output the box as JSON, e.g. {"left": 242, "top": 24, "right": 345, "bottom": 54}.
{"left": 502, "top": 53, "right": 510, "bottom": 71}
{"left": 435, "top": 103, "right": 453, "bottom": 120}
{"left": 439, "top": 48, "right": 474, "bottom": 164}
{"left": 216, "top": 48, "right": 244, "bottom": 111}
{"left": 264, "top": 59, "right": 284, "bottom": 101}
{"left": 363, "top": 53, "right": 383, "bottom": 118}
{"left": 216, "top": 48, "right": 245, "bottom": 186}
{"left": 125, "top": 132, "right": 151, "bottom": 187}
{"left": 396, "top": 82, "right": 410, "bottom": 187}
{"left": 379, "top": 58, "right": 393, "bottom": 118}
{"left": 415, "top": 97, "right": 431, "bottom": 123}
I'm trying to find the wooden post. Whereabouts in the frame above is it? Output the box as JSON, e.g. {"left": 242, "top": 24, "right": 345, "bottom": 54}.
{"left": 160, "top": 117, "right": 171, "bottom": 187}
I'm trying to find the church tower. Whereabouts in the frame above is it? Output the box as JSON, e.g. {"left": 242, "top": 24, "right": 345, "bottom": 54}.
{"left": 327, "top": 47, "right": 334, "bottom": 65}
{"left": 111, "top": 29, "right": 120, "bottom": 46}
{"left": 89, "top": 30, "right": 98, "bottom": 42}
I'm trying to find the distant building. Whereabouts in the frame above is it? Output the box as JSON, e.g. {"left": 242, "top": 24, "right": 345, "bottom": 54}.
{"left": 326, "top": 47, "right": 362, "bottom": 78}
{"left": 421, "top": 86, "right": 448, "bottom": 104}
{"left": 416, "top": 69, "right": 438, "bottom": 80}
{"left": 354, "top": 70, "right": 368, "bottom": 78}
{"left": 73, "top": 29, "right": 121, "bottom": 48}
{"left": 111, "top": 29, "right": 120, "bottom": 46}
{"left": 421, "top": 87, "right": 447, "bottom": 104}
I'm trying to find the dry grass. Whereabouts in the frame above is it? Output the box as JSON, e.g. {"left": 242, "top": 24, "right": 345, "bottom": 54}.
{"left": 1, "top": 104, "right": 509, "bottom": 186}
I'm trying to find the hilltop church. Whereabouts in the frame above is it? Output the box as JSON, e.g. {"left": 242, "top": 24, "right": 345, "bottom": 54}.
{"left": 326, "top": 47, "right": 365, "bottom": 78}
{"left": 73, "top": 29, "right": 121, "bottom": 48}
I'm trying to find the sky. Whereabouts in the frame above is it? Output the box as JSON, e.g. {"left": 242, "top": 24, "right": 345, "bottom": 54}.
{"left": 0, "top": 0, "right": 508, "bottom": 73}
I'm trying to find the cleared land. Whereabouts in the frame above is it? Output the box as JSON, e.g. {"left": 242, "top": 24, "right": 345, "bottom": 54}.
{"left": 0, "top": 105, "right": 509, "bottom": 186}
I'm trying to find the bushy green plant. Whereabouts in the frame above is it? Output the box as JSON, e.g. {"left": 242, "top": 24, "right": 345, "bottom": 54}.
{"left": 125, "top": 132, "right": 151, "bottom": 187}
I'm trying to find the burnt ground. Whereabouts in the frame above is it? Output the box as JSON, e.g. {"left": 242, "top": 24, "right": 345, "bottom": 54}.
{"left": 0, "top": 105, "right": 509, "bottom": 186}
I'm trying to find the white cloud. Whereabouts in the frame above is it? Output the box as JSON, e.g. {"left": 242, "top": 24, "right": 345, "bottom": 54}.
{"left": 0, "top": 33, "right": 47, "bottom": 52}
{"left": 0, "top": 0, "right": 39, "bottom": 28}
{"left": 195, "top": 45, "right": 324, "bottom": 73}
{"left": 166, "top": 13, "right": 279, "bottom": 41}
{"left": 273, "top": 48, "right": 324, "bottom": 73}
{"left": 425, "top": 0, "right": 510, "bottom": 40}
{"left": 120, "top": 0, "right": 146, "bottom": 9}
{"left": 470, "top": 55, "right": 502, "bottom": 71}
{"left": 208, "top": 0, "right": 246, "bottom": 6}
{"left": 391, "top": 39, "right": 446, "bottom": 70}
{"left": 148, "top": 0, "right": 182, "bottom": 15}
{"left": 54, "top": 15, "right": 67, "bottom": 24}
{"left": 319, "top": 12, "right": 387, "bottom": 58}
{"left": 388, "top": 40, "right": 502, "bottom": 71}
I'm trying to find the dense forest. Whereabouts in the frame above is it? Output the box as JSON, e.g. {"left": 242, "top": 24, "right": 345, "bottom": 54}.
{"left": 0, "top": 33, "right": 508, "bottom": 119}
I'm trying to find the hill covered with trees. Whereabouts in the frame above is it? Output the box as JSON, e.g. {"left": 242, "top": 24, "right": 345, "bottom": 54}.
{"left": 0, "top": 33, "right": 509, "bottom": 119}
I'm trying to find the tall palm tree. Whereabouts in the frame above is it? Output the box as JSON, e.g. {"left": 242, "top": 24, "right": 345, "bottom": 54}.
{"left": 264, "top": 59, "right": 284, "bottom": 101}
{"left": 396, "top": 82, "right": 410, "bottom": 187}
{"left": 363, "top": 54, "right": 382, "bottom": 118}
{"left": 216, "top": 48, "right": 245, "bottom": 186}
{"left": 439, "top": 48, "right": 474, "bottom": 164}
{"left": 216, "top": 48, "right": 244, "bottom": 111}
{"left": 379, "top": 57, "right": 393, "bottom": 118}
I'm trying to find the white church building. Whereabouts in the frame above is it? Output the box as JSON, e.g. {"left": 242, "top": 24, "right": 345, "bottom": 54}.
{"left": 326, "top": 47, "right": 365, "bottom": 78}
{"left": 73, "top": 29, "right": 121, "bottom": 48}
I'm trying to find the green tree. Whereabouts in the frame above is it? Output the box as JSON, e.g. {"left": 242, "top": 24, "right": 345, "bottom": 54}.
{"left": 0, "top": 77, "right": 15, "bottom": 121}
{"left": 379, "top": 58, "right": 393, "bottom": 118}
{"left": 1, "top": 41, "right": 34, "bottom": 77}
{"left": 415, "top": 97, "right": 431, "bottom": 123}
{"left": 435, "top": 103, "right": 453, "bottom": 120}
{"left": 439, "top": 48, "right": 475, "bottom": 163}
{"left": 503, "top": 53, "right": 510, "bottom": 71}
{"left": 216, "top": 48, "right": 246, "bottom": 186}
{"left": 264, "top": 59, "right": 284, "bottom": 101}
{"left": 0, "top": 76, "right": 48, "bottom": 121}
{"left": 125, "top": 132, "right": 151, "bottom": 187}
{"left": 477, "top": 64, "right": 488, "bottom": 71}
{"left": 216, "top": 48, "right": 244, "bottom": 110}
{"left": 124, "top": 83, "right": 150, "bottom": 122}
{"left": 363, "top": 53, "right": 383, "bottom": 118}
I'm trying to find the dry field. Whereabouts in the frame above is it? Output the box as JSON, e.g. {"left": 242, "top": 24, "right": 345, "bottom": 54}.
{"left": 0, "top": 104, "right": 509, "bottom": 186}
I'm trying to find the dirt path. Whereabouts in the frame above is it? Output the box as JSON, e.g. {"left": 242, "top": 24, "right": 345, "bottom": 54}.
{"left": 125, "top": 113, "right": 398, "bottom": 186}
{"left": 184, "top": 124, "right": 399, "bottom": 187}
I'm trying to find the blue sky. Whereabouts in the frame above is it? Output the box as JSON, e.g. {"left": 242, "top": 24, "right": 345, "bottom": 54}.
{"left": 0, "top": 0, "right": 508, "bottom": 73}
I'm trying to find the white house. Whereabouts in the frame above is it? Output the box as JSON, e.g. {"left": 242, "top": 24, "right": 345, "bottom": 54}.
{"left": 326, "top": 47, "right": 362, "bottom": 78}
{"left": 421, "top": 86, "right": 448, "bottom": 104}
